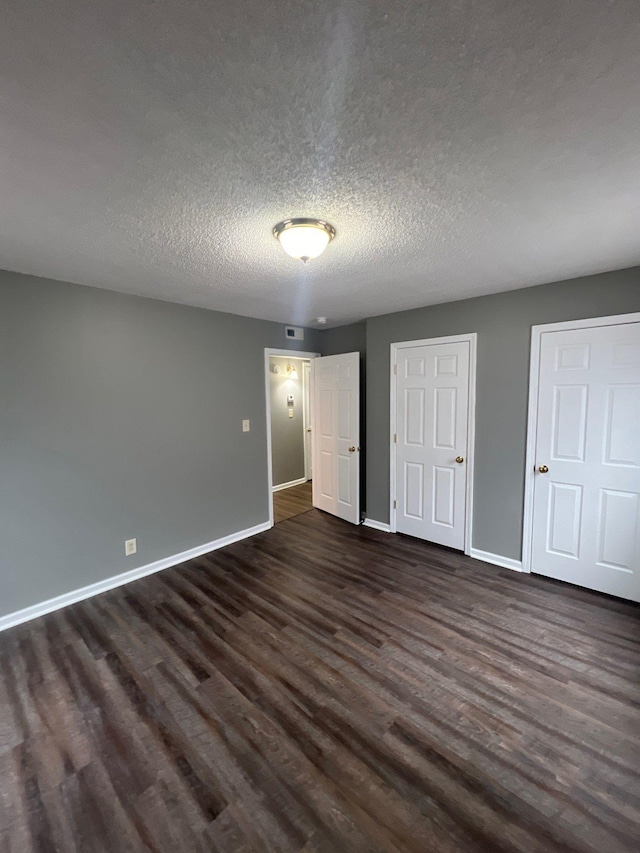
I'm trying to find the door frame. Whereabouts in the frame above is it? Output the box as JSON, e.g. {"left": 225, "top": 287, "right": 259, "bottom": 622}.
{"left": 522, "top": 311, "right": 640, "bottom": 575}
{"left": 264, "top": 348, "right": 320, "bottom": 527}
{"left": 390, "top": 333, "right": 477, "bottom": 555}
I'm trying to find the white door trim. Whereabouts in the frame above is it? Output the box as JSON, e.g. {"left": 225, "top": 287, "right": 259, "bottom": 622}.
{"left": 522, "top": 312, "right": 640, "bottom": 575}
{"left": 390, "top": 333, "right": 477, "bottom": 555}
{"left": 264, "top": 348, "right": 320, "bottom": 528}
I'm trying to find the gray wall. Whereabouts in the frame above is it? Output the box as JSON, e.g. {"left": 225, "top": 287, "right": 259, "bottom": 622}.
{"left": 366, "top": 267, "right": 640, "bottom": 559}
{"left": 3, "top": 266, "right": 639, "bottom": 619}
{"left": 0, "top": 271, "right": 321, "bottom": 618}
{"left": 321, "top": 322, "right": 367, "bottom": 357}
{"left": 269, "top": 356, "right": 307, "bottom": 487}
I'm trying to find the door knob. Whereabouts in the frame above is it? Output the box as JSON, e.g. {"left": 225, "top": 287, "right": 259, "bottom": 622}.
{"left": 348, "top": 446, "right": 359, "bottom": 452}
{"left": 307, "top": 427, "right": 312, "bottom": 432}
{"left": 455, "top": 456, "right": 464, "bottom": 464}
{"left": 538, "top": 464, "right": 549, "bottom": 474}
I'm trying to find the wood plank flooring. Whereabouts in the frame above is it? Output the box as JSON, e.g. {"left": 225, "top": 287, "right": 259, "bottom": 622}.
{"left": 273, "top": 481, "right": 312, "bottom": 524}
{"left": 1, "top": 509, "right": 639, "bottom": 852}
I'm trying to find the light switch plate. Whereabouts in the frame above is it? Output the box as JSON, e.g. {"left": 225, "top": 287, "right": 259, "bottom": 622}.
{"left": 242, "top": 419, "right": 250, "bottom": 432}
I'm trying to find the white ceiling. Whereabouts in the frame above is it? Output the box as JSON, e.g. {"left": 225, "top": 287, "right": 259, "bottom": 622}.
{"left": 1, "top": 1, "right": 639, "bottom": 327}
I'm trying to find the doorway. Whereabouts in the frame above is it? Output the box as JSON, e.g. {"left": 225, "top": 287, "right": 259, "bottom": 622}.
{"left": 523, "top": 313, "right": 640, "bottom": 601}
{"left": 390, "top": 334, "right": 477, "bottom": 553}
{"left": 265, "top": 349, "right": 319, "bottom": 525}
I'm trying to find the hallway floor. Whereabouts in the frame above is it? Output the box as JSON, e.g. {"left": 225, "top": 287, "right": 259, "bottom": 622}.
{"left": 273, "top": 480, "right": 312, "bottom": 524}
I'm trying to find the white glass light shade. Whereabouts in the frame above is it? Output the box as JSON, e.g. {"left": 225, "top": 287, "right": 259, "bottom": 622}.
{"left": 273, "top": 219, "right": 335, "bottom": 262}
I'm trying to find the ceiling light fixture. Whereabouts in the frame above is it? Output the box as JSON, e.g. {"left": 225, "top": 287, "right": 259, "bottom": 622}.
{"left": 273, "top": 218, "right": 336, "bottom": 262}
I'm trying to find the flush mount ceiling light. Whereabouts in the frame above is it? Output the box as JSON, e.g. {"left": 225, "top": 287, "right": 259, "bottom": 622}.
{"left": 273, "top": 218, "right": 336, "bottom": 262}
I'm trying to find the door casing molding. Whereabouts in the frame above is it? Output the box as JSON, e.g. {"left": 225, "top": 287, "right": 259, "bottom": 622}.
{"left": 390, "top": 333, "right": 477, "bottom": 555}
{"left": 264, "top": 348, "right": 320, "bottom": 528}
{"left": 522, "top": 312, "right": 640, "bottom": 575}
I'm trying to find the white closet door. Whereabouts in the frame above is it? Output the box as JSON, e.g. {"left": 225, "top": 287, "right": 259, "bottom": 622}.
{"left": 311, "top": 353, "right": 360, "bottom": 524}
{"left": 395, "top": 341, "right": 470, "bottom": 549}
{"left": 531, "top": 322, "right": 640, "bottom": 601}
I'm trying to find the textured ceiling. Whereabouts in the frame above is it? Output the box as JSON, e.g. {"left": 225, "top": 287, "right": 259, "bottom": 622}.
{"left": 1, "top": 1, "right": 640, "bottom": 327}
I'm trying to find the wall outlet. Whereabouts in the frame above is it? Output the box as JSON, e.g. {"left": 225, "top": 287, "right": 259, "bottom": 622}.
{"left": 242, "top": 419, "right": 250, "bottom": 432}
{"left": 288, "top": 409, "right": 294, "bottom": 418}
{"left": 125, "top": 538, "right": 137, "bottom": 556}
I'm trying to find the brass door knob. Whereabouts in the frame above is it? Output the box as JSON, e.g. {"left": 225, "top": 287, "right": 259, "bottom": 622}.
{"left": 348, "top": 446, "right": 356, "bottom": 452}
{"left": 538, "top": 464, "right": 549, "bottom": 474}
{"left": 307, "top": 427, "right": 312, "bottom": 432}
{"left": 455, "top": 456, "right": 464, "bottom": 464}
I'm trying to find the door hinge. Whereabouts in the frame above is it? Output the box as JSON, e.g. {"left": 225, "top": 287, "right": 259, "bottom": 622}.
{"left": 393, "top": 433, "right": 397, "bottom": 443}
{"left": 393, "top": 500, "right": 397, "bottom": 509}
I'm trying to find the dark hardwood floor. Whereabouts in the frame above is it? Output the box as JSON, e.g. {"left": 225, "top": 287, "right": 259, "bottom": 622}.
{"left": 273, "top": 481, "right": 312, "bottom": 524}
{"left": 1, "top": 510, "right": 639, "bottom": 852}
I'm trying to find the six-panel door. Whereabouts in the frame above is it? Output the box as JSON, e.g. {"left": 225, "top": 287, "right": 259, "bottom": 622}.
{"left": 531, "top": 322, "right": 640, "bottom": 601}
{"left": 311, "top": 352, "right": 360, "bottom": 524}
{"left": 395, "top": 341, "right": 470, "bottom": 549}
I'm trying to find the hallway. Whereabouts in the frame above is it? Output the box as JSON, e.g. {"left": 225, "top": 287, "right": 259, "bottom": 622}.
{"left": 273, "top": 481, "right": 312, "bottom": 524}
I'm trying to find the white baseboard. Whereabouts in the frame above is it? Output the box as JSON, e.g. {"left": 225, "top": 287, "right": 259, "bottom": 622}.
{"left": 272, "top": 477, "right": 308, "bottom": 493}
{"left": 362, "top": 518, "right": 392, "bottom": 533}
{"left": 0, "top": 520, "right": 272, "bottom": 633}
{"left": 469, "top": 548, "right": 523, "bottom": 572}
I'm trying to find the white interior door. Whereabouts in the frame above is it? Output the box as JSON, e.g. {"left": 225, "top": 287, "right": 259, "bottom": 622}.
{"left": 303, "top": 360, "right": 312, "bottom": 481}
{"left": 312, "top": 352, "right": 360, "bottom": 524}
{"left": 531, "top": 321, "right": 640, "bottom": 601}
{"left": 395, "top": 340, "right": 471, "bottom": 549}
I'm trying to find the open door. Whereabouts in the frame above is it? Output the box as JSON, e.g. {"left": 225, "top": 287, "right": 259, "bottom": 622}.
{"left": 311, "top": 352, "right": 360, "bottom": 524}
{"left": 303, "top": 360, "right": 312, "bottom": 481}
